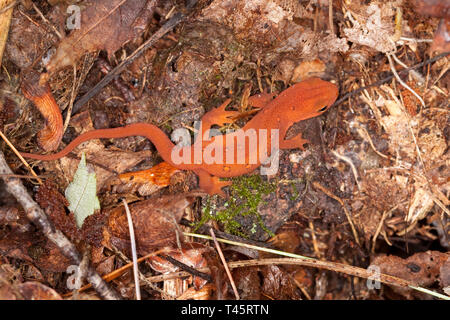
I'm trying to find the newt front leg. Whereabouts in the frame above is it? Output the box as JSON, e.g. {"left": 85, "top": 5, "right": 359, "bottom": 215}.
{"left": 194, "top": 169, "right": 232, "bottom": 197}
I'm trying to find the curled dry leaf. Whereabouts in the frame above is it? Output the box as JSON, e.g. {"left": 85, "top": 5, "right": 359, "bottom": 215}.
{"left": 261, "top": 265, "right": 300, "bottom": 300}
{"left": 291, "top": 59, "right": 326, "bottom": 83}
{"left": 147, "top": 243, "right": 210, "bottom": 290}
{"left": 21, "top": 71, "right": 63, "bottom": 151}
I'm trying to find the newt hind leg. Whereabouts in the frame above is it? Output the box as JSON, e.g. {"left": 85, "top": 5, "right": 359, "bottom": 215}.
{"left": 194, "top": 169, "right": 232, "bottom": 197}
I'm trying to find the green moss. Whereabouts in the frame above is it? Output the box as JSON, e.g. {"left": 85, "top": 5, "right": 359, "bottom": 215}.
{"left": 194, "top": 175, "right": 276, "bottom": 238}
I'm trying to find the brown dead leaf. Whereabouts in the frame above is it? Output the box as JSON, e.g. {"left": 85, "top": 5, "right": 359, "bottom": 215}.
{"left": 147, "top": 243, "right": 210, "bottom": 290}
{"left": 291, "top": 59, "right": 326, "bottom": 83}
{"left": 440, "top": 257, "right": 450, "bottom": 294}
{"left": 45, "top": 0, "right": 157, "bottom": 75}
{"left": 371, "top": 251, "right": 449, "bottom": 298}
{"left": 35, "top": 180, "right": 78, "bottom": 240}
{"left": 104, "top": 194, "right": 195, "bottom": 255}
{"left": 232, "top": 267, "right": 261, "bottom": 299}
{"left": 261, "top": 265, "right": 301, "bottom": 299}
{"left": 17, "top": 282, "right": 62, "bottom": 300}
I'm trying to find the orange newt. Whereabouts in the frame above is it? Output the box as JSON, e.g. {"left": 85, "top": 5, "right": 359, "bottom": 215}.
{"left": 21, "top": 78, "right": 338, "bottom": 196}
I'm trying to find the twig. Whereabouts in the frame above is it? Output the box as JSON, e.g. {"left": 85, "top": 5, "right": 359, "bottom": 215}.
{"left": 184, "top": 232, "right": 450, "bottom": 300}
{"left": 73, "top": 250, "right": 90, "bottom": 293}
{"left": 122, "top": 199, "right": 141, "bottom": 300}
{"left": 386, "top": 52, "right": 426, "bottom": 108}
{"left": 32, "top": 2, "right": 62, "bottom": 39}
{"left": 110, "top": 246, "right": 175, "bottom": 298}
{"left": 0, "top": 129, "right": 42, "bottom": 184}
{"left": 159, "top": 254, "right": 212, "bottom": 283}
{"left": 0, "top": 150, "right": 121, "bottom": 300}
{"left": 68, "top": 1, "right": 198, "bottom": 116}
{"left": 371, "top": 205, "right": 398, "bottom": 253}
{"left": 0, "top": 173, "right": 45, "bottom": 179}
{"left": 309, "top": 220, "right": 321, "bottom": 258}
{"left": 62, "top": 64, "right": 77, "bottom": 134}
{"left": 328, "top": 0, "right": 334, "bottom": 35}
{"left": 63, "top": 248, "right": 170, "bottom": 296}
{"left": 331, "top": 150, "right": 362, "bottom": 191}
{"left": 209, "top": 228, "right": 240, "bottom": 300}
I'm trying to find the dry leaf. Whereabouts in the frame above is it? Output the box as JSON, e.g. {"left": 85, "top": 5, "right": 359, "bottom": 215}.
{"left": 104, "top": 194, "right": 195, "bottom": 254}
{"left": 45, "top": 0, "right": 157, "bottom": 75}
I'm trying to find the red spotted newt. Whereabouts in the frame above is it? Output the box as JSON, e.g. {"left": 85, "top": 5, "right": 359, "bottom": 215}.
{"left": 21, "top": 78, "right": 338, "bottom": 196}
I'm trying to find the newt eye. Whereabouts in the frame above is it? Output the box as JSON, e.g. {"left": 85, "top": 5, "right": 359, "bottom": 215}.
{"left": 318, "top": 105, "right": 328, "bottom": 112}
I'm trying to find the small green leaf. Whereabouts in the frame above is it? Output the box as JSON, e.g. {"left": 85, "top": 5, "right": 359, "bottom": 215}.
{"left": 65, "top": 153, "right": 100, "bottom": 228}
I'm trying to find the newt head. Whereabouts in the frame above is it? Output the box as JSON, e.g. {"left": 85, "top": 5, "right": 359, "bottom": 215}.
{"left": 277, "top": 77, "right": 339, "bottom": 121}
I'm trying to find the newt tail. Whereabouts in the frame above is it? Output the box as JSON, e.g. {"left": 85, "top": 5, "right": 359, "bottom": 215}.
{"left": 21, "top": 123, "right": 176, "bottom": 165}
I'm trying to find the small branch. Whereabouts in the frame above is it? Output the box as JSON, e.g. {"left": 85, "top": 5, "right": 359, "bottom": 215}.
{"left": 210, "top": 228, "right": 240, "bottom": 300}
{"left": 328, "top": 0, "right": 334, "bottom": 35}
{"left": 32, "top": 2, "right": 62, "bottom": 40}
{"left": 0, "top": 150, "right": 121, "bottom": 300}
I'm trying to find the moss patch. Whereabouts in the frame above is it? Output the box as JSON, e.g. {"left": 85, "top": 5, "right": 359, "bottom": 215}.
{"left": 195, "top": 175, "right": 276, "bottom": 237}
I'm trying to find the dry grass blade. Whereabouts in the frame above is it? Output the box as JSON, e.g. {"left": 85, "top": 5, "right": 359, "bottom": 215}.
{"left": 209, "top": 228, "right": 240, "bottom": 300}
{"left": 184, "top": 233, "right": 450, "bottom": 300}
{"left": 122, "top": 198, "right": 141, "bottom": 300}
